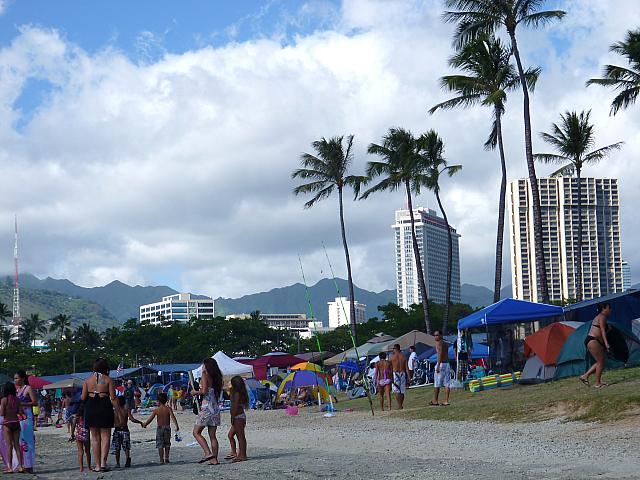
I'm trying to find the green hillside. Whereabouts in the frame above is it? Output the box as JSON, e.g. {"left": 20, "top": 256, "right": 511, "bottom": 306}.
{"left": 0, "top": 282, "right": 119, "bottom": 331}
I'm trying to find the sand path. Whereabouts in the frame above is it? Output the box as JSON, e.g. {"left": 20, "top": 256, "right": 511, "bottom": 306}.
{"left": 24, "top": 408, "right": 639, "bottom": 479}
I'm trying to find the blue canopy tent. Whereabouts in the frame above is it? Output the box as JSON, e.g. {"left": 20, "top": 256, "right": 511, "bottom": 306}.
{"left": 563, "top": 290, "right": 640, "bottom": 329}
{"left": 458, "top": 299, "right": 564, "bottom": 330}
{"left": 427, "top": 344, "right": 489, "bottom": 363}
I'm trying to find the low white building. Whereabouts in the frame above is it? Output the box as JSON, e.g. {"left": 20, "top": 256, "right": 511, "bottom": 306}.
{"left": 139, "top": 293, "right": 214, "bottom": 325}
{"left": 225, "top": 313, "right": 328, "bottom": 339}
{"left": 328, "top": 297, "right": 366, "bottom": 329}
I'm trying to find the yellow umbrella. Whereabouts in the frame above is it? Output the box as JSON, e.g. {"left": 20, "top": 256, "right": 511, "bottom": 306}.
{"left": 291, "top": 361, "right": 323, "bottom": 373}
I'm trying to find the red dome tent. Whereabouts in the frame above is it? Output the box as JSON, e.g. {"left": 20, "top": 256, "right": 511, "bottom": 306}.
{"left": 237, "top": 352, "right": 303, "bottom": 380}
{"left": 524, "top": 322, "right": 576, "bottom": 366}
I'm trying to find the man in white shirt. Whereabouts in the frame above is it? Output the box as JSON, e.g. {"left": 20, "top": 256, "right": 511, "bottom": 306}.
{"left": 407, "top": 345, "right": 418, "bottom": 383}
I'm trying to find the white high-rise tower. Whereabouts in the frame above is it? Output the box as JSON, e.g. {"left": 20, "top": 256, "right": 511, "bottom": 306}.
{"left": 392, "top": 208, "right": 461, "bottom": 309}
{"left": 508, "top": 177, "right": 623, "bottom": 302}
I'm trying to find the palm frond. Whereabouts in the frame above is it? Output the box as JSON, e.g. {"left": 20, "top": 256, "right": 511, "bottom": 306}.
{"left": 429, "top": 93, "right": 482, "bottom": 113}
{"left": 359, "top": 177, "right": 401, "bottom": 199}
{"left": 303, "top": 184, "right": 334, "bottom": 209}
{"left": 518, "top": 10, "right": 566, "bottom": 28}
{"left": 583, "top": 142, "right": 624, "bottom": 164}
{"left": 445, "top": 165, "right": 463, "bottom": 176}
{"left": 293, "top": 179, "right": 329, "bottom": 196}
{"left": 609, "top": 86, "right": 640, "bottom": 115}
{"left": 344, "top": 175, "right": 368, "bottom": 199}
{"left": 533, "top": 153, "right": 569, "bottom": 164}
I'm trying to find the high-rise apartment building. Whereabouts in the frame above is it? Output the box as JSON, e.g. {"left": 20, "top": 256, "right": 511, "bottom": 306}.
{"left": 327, "top": 297, "right": 366, "bottom": 329}
{"left": 392, "top": 208, "right": 461, "bottom": 309}
{"left": 139, "top": 293, "right": 215, "bottom": 325}
{"left": 508, "top": 177, "right": 623, "bottom": 302}
{"left": 622, "top": 261, "right": 631, "bottom": 291}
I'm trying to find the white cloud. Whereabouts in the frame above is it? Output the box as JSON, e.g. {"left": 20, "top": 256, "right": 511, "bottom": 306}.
{"left": 0, "top": 0, "right": 638, "bottom": 298}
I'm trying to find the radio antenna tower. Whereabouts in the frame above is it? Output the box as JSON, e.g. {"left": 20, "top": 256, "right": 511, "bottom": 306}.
{"left": 12, "top": 214, "right": 21, "bottom": 326}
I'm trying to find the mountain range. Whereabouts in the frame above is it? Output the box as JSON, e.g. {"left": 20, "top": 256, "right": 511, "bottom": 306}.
{"left": 3, "top": 273, "right": 513, "bottom": 329}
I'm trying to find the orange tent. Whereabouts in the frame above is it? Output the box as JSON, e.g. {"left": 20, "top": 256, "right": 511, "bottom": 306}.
{"left": 524, "top": 322, "right": 576, "bottom": 365}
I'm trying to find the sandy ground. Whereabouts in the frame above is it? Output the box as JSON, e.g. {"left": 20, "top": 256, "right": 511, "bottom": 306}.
{"left": 21, "top": 407, "right": 640, "bottom": 479}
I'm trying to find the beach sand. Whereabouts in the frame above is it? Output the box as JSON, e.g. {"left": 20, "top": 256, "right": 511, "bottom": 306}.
{"left": 25, "top": 407, "right": 639, "bottom": 479}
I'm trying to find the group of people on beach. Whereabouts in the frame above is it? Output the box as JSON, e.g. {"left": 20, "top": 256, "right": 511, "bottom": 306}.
{"left": 0, "top": 357, "right": 249, "bottom": 474}
{"left": 0, "top": 371, "right": 37, "bottom": 474}
{"left": 373, "top": 332, "right": 452, "bottom": 411}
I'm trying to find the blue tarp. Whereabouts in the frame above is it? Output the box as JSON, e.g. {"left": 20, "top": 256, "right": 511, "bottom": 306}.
{"left": 458, "top": 299, "right": 563, "bottom": 330}
{"left": 427, "top": 344, "right": 489, "bottom": 362}
{"left": 563, "top": 290, "right": 640, "bottom": 329}
{"left": 337, "top": 361, "right": 360, "bottom": 372}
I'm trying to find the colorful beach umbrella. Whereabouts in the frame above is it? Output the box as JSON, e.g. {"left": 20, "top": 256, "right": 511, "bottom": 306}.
{"left": 276, "top": 370, "right": 331, "bottom": 401}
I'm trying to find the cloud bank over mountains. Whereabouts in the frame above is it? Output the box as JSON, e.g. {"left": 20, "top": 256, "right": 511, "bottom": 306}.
{"left": 0, "top": 0, "right": 638, "bottom": 298}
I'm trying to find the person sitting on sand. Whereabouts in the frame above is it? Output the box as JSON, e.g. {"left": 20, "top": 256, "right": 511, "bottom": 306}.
{"left": 142, "top": 392, "right": 179, "bottom": 464}
{"left": 296, "top": 388, "right": 311, "bottom": 405}
{"left": 225, "top": 376, "right": 249, "bottom": 463}
{"left": 580, "top": 302, "right": 612, "bottom": 389}
{"left": 111, "top": 396, "right": 144, "bottom": 468}
{"left": 374, "top": 352, "right": 393, "bottom": 411}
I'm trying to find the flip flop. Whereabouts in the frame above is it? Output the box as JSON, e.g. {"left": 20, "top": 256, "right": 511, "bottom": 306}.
{"left": 594, "top": 383, "right": 609, "bottom": 389}
{"left": 441, "top": 403, "right": 450, "bottom": 406}
{"left": 198, "top": 455, "right": 215, "bottom": 464}
{"left": 232, "top": 457, "right": 247, "bottom": 463}
{"left": 208, "top": 458, "right": 220, "bottom": 465}
{"left": 429, "top": 401, "right": 439, "bottom": 406}
{"left": 579, "top": 377, "right": 590, "bottom": 387}
{"left": 224, "top": 454, "right": 236, "bottom": 460}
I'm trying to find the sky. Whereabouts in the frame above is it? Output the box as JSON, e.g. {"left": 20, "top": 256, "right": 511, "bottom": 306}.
{"left": 0, "top": 0, "right": 638, "bottom": 298}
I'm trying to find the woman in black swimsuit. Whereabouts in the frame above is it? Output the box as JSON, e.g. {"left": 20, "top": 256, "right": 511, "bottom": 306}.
{"left": 81, "top": 358, "right": 116, "bottom": 472}
{"left": 579, "top": 302, "right": 611, "bottom": 389}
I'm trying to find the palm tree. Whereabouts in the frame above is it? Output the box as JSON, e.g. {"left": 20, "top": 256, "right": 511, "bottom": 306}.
{"left": 49, "top": 314, "right": 71, "bottom": 341}
{"left": 292, "top": 135, "right": 365, "bottom": 343}
{"left": 361, "top": 128, "right": 433, "bottom": 334}
{"left": 587, "top": 28, "right": 640, "bottom": 115}
{"left": 0, "top": 327, "right": 15, "bottom": 348}
{"left": 430, "top": 35, "right": 539, "bottom": 303}
{"left": 19, "top": 313, "right": 47, "bottom": 346}
{"left": 534, "top": 110, "right": 623, "bottom": 302}
{"left": 0, "top": 302, "right": 10, "bottom": 348}
{"left": 443, "top": 0, "right": 566, "bottom": 303}
{"left": 74, "top": 323, "right": 102, "bottom": 349}
{"left": 417, "top": 130, "right": 462, "bottom": 335}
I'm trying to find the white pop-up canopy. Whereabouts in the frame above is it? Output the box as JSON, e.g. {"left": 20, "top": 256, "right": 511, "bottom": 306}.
{"left": 192, "top": 351, "right": 254, "bottom": 380}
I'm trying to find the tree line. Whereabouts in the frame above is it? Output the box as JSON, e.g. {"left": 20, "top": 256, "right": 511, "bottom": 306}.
{"left": 292, "top": 1, "right": 638, "bottom": 340}
{"left": 0, "top": 300, "right": 472, "bottom": 376}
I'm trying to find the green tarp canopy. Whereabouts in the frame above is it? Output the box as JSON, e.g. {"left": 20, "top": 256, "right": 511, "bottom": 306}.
{"left": 554, "top": 321, "right": 640, "bottom": 380}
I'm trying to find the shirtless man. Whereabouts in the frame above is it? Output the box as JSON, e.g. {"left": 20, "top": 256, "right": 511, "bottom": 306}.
{"left": 390, "top": 344, "right": 409, "bottom": 409}
{"left": 431, "top": 331, "right": 451, "bottom": 406}
{"left": 374, "top": 352, "right": 393, "bottom": 411}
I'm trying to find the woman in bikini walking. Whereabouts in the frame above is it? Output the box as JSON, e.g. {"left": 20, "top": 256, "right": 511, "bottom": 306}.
{"left": 374, "top": 352, "right": 393, "bottom": 411}
{"left": 580, "top": 302, "right": 612, "bottom": 389}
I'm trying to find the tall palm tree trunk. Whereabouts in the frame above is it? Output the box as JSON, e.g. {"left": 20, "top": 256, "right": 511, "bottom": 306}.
{"left": 405, "top": 181, "right": 432, "bottom": 334}
{"left": 494, "top": 109, "right": 507, "bottom": 303}
{"left": 434, "top": 188, "right": 453, "bottom": 336}
{"left": 575, "top": 170, "right": 583, "bottom": 302}
{"left": 338, "top": 187, "right": 359, "bottom": 344}
{"left": 508, "top": 31, "right": 550, "bottom": 304}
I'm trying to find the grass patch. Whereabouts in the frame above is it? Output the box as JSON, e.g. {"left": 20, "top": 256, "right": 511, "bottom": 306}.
{"left": 340, "top": 366, "right": 640, "bottom": 423}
